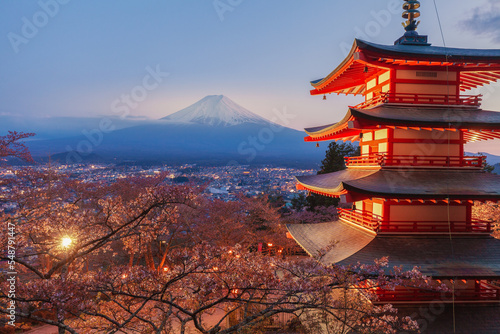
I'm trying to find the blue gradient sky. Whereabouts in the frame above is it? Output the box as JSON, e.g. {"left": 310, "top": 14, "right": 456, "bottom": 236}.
{"left": 1, "top": 0, "right": 500, "bottom": 152}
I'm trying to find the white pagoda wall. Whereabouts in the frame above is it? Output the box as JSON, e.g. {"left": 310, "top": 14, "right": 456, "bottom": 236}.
{"left": 392, "top": 129, "right": 461, "bottom": 158}
{"left": 394, "top": 69, "right": 458, "bottom": 98}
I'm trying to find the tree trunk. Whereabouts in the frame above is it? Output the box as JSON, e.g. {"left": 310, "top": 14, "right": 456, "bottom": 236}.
{"left": 146, "top": 244, "right": 155, "bottom": 271}
{"left": 158, "top": 248, "right": 169, "bottom": 274}
{"left": 129, "top": 252, "right": 134, "bottom": 267}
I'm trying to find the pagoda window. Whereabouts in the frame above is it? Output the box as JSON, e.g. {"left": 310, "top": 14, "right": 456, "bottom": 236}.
{"left": 353, "top": 200, "right": 364, "bottom": 211}
{"left": 367, "top": 78, "right": 377, "bottom": 91}
{"left": 378, "top": 142, "right": 388, "bottom": 154}
{"left": 372, "top": 201, "right": 383, "bottom": 217}
{"left": 361, "top": 131, "right": 373, "bottom": 155}
{"left": 361, "top": 131, "right": 373, "bottom": 142}
{"left": 374, "top": 129, "right": 388, "bottom": 140}
{"left": 365, "top": 71, "right": 391, "bottom": 101}
{"left": 379, "top": 71, "right": 390, "bottom": 83}
{"left": 360, "top": 130, "right": 390, "bottom": 156}
{"left": 363, "top": 200, "right": 373, "bottom": 214}
{"left": 381, "top": 83, "right": 390, "bottom": 93}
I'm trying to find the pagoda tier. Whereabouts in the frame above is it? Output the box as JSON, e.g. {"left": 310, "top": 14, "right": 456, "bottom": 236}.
{"left": 286, "top": 222, "right": 500, "bottom": 279}
{"left": 304, "top": 105, "right": 500, "bottom": 143}
{"left": 295, "top": 170, "right": 500, "bottom": 235}
{"left": 296, "top": 169, "right": 500, "bottom": 200}
{"left": 311, "top": 39, "right": 500, "bottom": 97}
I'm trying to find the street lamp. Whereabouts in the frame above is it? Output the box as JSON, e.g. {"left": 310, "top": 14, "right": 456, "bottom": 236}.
{"left": 61, "top": 237, "right": 72, "bottom": 248}
{"left": 60, "top": 237, "right": 73, "bottom": 277}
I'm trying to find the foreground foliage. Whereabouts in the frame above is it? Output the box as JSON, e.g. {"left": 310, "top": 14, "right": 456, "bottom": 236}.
{"left": 1, "top": 171, "right": 434, "bottom": 333}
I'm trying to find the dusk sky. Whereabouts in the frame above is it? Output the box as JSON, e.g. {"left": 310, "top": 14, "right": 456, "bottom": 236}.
{"left": 2, "top": 0, "right": 500, "bottom": 152}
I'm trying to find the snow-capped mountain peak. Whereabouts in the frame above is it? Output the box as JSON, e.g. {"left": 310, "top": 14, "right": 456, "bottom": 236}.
{"left": 161, "top": 95, "right": 270, "bottom": 126}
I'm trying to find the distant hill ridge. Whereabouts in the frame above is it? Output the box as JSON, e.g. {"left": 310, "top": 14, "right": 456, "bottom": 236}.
{"left": 20, "top": 95, "right": 324, "bottom": 167}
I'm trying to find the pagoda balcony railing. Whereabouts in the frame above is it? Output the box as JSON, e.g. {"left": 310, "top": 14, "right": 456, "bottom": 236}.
{"left": 379, "top": 220, "right": 492, "bottom": 234}
{"left": 353, "top": 92, "right": 482, "bottom": 109}
{"left": 370, "top": 287, "right": 500, "bottom": 303}
{"left": 338, "top": 208, "right": 381, "bottom": 231}
{"left": 338, "top": 209, "right": 492, "bottom": 234}
{"left": 345, "top": 154, "right": 486, "bottom": 169}
{"left": 359, "top": 282, "right": 500, "bottom": 304}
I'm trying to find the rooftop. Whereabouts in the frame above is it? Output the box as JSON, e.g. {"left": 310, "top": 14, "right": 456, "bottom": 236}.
{"left": 296, "top": 169, "right": 500, "bottom": 200}
{"left": 304, "top": 105, "right": 500, "bottom": 142}
{"left": 310, "top": 39, "right": 500, "bottom": 96}
{"left": 287, "top": 221, "right": 500, "bottom": 278}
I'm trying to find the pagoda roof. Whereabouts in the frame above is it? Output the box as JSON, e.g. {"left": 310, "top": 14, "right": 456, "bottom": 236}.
{"left": 356, "top": 39, "right": 500, "bottom": 62}
{"left": 286, "top": 221, "right": 500, "bottom": 278}
{"left": 305, "top": 105, "right": 500, "bottom": 142}
{"left": 311, "top": 39, "right": 500, "bottom": 95}
{"left": 296, "top": 169, "right": 500, "bottom": 200}
{"left": 398, "top": 305, "right": 500, "bottom": 333}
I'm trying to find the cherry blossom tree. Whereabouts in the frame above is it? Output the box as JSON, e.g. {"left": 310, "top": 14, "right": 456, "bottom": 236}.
{"left": 284, "top": 205, "right": 339, "bottom": 225}
{"left": 0, "top": 131, "right": 34, "bottom": 163}
{"left": 472, "top": 200, "right": 500, "bottom": 239}
{"left": 0, "top": 165, "right": 434, "bottom": 333}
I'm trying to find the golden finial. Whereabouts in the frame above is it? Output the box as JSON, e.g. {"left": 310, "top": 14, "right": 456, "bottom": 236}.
{"left": 402, "top": 0, "right": 421, "bottom": 31}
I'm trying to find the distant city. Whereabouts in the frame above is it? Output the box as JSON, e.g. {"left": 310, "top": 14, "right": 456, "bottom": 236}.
{"left": 0, "top": 163, "right": 315, "bottom": 212}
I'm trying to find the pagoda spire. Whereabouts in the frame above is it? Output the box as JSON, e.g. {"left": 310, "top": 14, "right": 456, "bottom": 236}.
{"left": 394, "top": 0, "right": 430, "bottom": 46}
{"left": 402, "top": 0, "right": 420, "bottom": 32}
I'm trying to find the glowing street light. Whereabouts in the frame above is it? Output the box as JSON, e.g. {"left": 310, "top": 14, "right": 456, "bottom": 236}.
{"left": 61, "top": 237, "right": 72, "bottom": 248}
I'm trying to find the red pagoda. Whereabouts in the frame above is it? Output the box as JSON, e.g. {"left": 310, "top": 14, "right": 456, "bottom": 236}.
{"left": 287, "top": 1, "right": 500, "bottom": 332}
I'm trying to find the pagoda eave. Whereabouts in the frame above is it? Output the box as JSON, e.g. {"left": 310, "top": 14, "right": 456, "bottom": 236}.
{"left": 287, "top": 221, "right": 500, "bottom": 279}
{"left": 296, "top": 169, "right": 500, "bottom": 200}
{"left": 357, "top": 39, "right": 500, "bottom": 64}
{"left": 303, "top": 105, "right": 500, "bottom": 142}
{"left": 349, "top": 106, "right": 500, "bottom": 130}
{"left": 310, "top": 39, "right": 500, "bottom": 96}
{"left": 296, "top": 181, "right": 347, "bottom": 198}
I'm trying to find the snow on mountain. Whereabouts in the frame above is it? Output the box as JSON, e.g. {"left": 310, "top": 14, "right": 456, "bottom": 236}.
{"left": 161, "top": 95, "right": 271, "bottom": 127}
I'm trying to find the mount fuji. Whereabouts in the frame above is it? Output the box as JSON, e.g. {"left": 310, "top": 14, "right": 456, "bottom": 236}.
{"left": 23, "top": 96, "right": 325, "bottom": 167}
{"left": 161, "top": 95, "right": 270, "bottom": 127}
